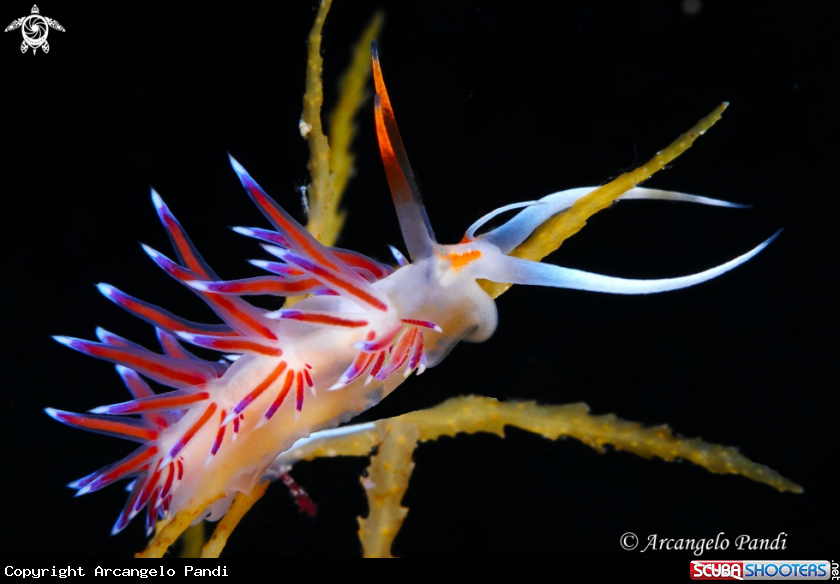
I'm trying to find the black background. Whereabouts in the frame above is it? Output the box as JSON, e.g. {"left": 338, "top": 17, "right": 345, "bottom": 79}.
{"left": 4, "top": 1, "right": 836, "bottom": 558}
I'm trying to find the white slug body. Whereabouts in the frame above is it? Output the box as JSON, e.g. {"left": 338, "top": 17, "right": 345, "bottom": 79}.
{"left": 47, "top": 44, "right": 777, "bottom": 535}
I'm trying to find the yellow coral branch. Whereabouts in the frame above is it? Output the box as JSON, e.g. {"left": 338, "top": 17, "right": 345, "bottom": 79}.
{"left": 480, "top": 103, "right": 729, "bottom": 299}
{"left": 357, "top": 419, "right": 420, "bottom": 558}
{"left": 299, "top": 0, "right": 334, "bottom": 244}
{"left": 260, "top": 395, "right": 800, "bottom": 558}
{"left": 300, "top": 2, "right": 381, "bottom": 248}
{"left": 324, "top": 12, "right": 384, "bottom": 247}
{"left": 399, "top": 395, "right": 802, "bottom": 493}
{"left": 201, "top": 481, "right": 270, "bottom": 559}
{"left": 276, "top": 425, "right": 381, "bottom": 463}
{"left": 178, "top": 523, "right": 205, "bottom": 559}
{"left": 286, "top": 3, "right": 380, "bottom": 309}
{"left": 136, "top": 493, "right": 224, "bottom": 558}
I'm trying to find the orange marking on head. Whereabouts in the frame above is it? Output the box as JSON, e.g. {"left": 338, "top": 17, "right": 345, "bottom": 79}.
{"left": 449, "top": 249, "right": 482, "bottom": 271}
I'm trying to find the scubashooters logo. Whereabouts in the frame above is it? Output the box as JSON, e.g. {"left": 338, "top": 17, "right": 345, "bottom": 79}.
{"left": 690, "top": 560, "right": 831, "bottom": 580}
{"left": 4, "top": 5, "right": 65, "bottom": 54}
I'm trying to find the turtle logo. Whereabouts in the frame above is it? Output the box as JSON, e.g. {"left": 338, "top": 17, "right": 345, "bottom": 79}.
{"left": 5, "top": 5, "right": 65, "bottom": 54}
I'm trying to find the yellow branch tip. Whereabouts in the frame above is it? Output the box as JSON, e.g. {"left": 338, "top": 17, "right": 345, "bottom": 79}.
{"left": 481, "top": 103, "right": 729, "bottom": 299}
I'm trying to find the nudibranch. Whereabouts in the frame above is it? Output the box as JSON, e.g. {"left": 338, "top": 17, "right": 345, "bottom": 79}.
{"left": 47, "top": 42, "right": 779, "bottom": 539}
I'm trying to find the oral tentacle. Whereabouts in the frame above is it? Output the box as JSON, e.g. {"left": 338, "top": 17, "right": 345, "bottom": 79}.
{"left": 477, "top": 230, "right": 781, "bottom": 295}
{"left": 483, "top": 186, "right": 751, "bottom": 254}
